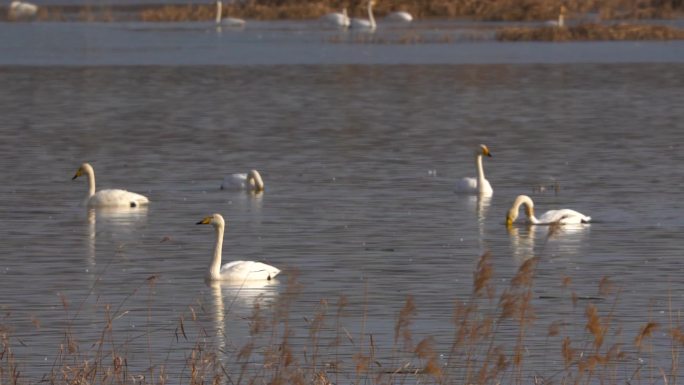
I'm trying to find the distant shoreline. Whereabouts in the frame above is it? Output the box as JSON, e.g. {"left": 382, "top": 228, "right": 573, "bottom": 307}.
{"left": 4, "top": 2, "right": 684, "bottom": 41}
{"left": 2, "top": 2, "right": 684, "bottom": 23}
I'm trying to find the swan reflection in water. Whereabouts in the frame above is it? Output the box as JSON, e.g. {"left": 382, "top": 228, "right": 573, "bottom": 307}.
{"left": 508, "top": 223, "right": 590, "bottom": 265}
{"left": 466, "top": 193, "right": 492, "bottom": 251}
{"left": 86, "top": 206, "right": 149, "bottom": 267}
{"left": 208, "top": 279, "right": 280, "bottom": 353}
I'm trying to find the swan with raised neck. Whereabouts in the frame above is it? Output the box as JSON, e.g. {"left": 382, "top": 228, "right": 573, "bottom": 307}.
{"left": 197, "top": 213, "right": 280, "bottom": 281}
{"left": 350, "top": 0, "right": 376, "bottom": 30}
{"left": 455, "top": 144, "right": 493, "bottom": 196}
{"left": 72, "top": 163, "right": 149, "bottom": 208}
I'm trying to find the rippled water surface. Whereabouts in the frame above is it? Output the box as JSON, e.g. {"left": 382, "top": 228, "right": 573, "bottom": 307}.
{"left": 1, "top": 20, "right": 684, "bottom": 382}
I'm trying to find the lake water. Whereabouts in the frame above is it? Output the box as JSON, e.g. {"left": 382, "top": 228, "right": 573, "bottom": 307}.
{"left": 1, "top": 20, "right": 684, "bottom": 384}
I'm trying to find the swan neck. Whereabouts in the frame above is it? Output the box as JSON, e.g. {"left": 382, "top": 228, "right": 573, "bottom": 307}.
{"left": 513, "top": 196, "right": 539, "bottom": 224}
{"left": 475, "top": 154, "right": 486, "bottom": 191}
{"left": 208, "top": 223, "right": 224, "bottom": 280}
{"left": 368, "top": 2, "right": 375, "bottom": 28}
{"left": 86, "top": 168, "right": 96, "bottom": 198}
{"left": 215, "top": 0, "right": 222, "bottom": 24}
{"left": 558, "top": 13, "right": 564, "bottom": 27}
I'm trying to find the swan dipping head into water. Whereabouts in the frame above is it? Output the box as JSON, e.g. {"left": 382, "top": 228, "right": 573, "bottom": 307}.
{"left": 72, "top": 163, "right": 150, "bottom": 208}
{"left": 506, "top": 195, "right": 591, "bottom": 226}
{"left": 220, "top": 169, "right": 264, "bottom": 192}
{"left": 197, "top": 213, "right": 280, "bottom": 282}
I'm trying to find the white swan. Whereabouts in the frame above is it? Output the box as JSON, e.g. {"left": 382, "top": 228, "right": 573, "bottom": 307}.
{"left": 455, "top": 144, "right": 493, "bottom": 196}
{"left": 321, "top": 8, "right": 350, "bottom": 27}
{"left": 544, "top": 5, "right": 566, "bottom": 27}
{"left": 350, "top": 0, "right": 376, "bottom": 31}
{"left": 8, "top": 0, "right": 38, "bottom": 20}
{"left": 72, "top": 163, "right": 149, "bottom": 208}
{"left": 385, "top": 11, "right": 412, "bottom": 22}
{"left": 506, "top": 195, "right": 591, "bottom": 226}
{"left": 220, "top": 169, "right": 264, "bottom": 192}
{"left": 215, "top": 0, "right": 246, "bottom": 27}
{"left": 197, "top": 213, "right": 280, "bottom": 282}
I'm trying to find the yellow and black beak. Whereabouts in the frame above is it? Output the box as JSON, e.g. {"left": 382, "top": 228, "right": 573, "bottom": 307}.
{"left": 505, "top": 216, "right": 513, "bottom": 227}
{"left": 72, "top": 169, "right": 83, "bottom": 180}
{"left": 196, "top": 216, "right": 213, "bottom": 225}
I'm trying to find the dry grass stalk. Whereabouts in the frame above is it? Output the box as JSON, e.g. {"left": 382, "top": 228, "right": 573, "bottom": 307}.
{"left": 635, "top": 322, "right": 659, "bottom": 350}
{"left": 394, "top": 295, "right": 417, "bottom": 350}
{"left": 473, "top": 251, "right": 494, "bottom": 299}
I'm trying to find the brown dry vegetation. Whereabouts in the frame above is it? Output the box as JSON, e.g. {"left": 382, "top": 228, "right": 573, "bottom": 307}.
{"left": 4, "top": 0, "right": 682, "bottom": 22}
{"left": 497, "top": 22, "right": 684, "bottom": 41}
{"left": 2, "top": 252, "right": 684, "bottom": 385}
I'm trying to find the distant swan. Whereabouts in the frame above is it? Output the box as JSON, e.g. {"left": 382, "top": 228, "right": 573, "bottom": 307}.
{"left": 72, "top": 163, "right": 149, "bottom": 208}
{"left": 8, "top": 0, "right": 38, "bottom": 20}
{"left": 321, "top": 8, "right": 350, "bottom": 27}
{"left": 385, "top": 11, "right": 412, "bottom": 22}
{"left": 350, "top": 0, "right": 376, "bottom": 30}
{"left": 215, "top": 0, "right": 246, "bottom": 27}
{"left": 506, "top": 195, "right": 591, "bottom": 226}
{"left": 197, "top": 213, "right": 280, "bottom": 281}
{"left": 220, "top": 169, "right": 264, "bottom": 192}
{"left": 544, "top": 5, "right": 566, "bottom": 27}
{"left": 455, "top": 144, "right": 493, "bottom": 196}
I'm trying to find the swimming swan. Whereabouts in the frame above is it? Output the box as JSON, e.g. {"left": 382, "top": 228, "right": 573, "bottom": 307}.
{"left": 215, "top": 0, "right": 246, "bottom": 27}
{"left": 197, "top": 213, "right": 280, "bottom": 281}
{"left": 350, "top": 0, "right": 376, "bottom": 30}
{"left": 385, "top": 11, "right": 412, "bottom": 22}
{"left": 506, "top": 195, "right": 591, "bottom": 226}
{"left": 220, "top": 170, "right": 264, "bottom": 192}
{"left": 321, "top": 8, "right": 350, "bottom": 27}
{"left": 544, "top": 5, "right": 566, "bottom": 27}
{"left": 72, "top": 163, "right": 149, "bottom": 208}
{"left": 455, "top": 144, "right": 493, "bottom": 196}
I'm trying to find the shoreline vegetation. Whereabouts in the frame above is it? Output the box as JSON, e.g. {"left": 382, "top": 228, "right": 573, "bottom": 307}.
{"left": 2, "top": 253, "right": 684, "bottom": 385}
{"left": 1, "top": 0, "right": 683, "bottom": 23}
{"left": 3, "top": 0, "right": 684, "bottom": 41}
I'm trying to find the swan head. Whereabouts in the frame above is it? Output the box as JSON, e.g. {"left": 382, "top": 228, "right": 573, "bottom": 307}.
{"left": 247, "top": 170, "right": 264, "bottom": 192}
{"left": 478, "top": 144, "right": 492, "bottom": 158}
{"left": 197, "top": 213, "right": 226, "bottom": 228}
{"left": 505, "top": 209, "right": 517, "bottom": 227}
{"left": 72, "top": 163, "right": 94, "bottom": 180}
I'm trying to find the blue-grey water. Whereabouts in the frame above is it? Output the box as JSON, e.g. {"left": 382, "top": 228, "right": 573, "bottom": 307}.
{"left": 1, "top": 19, "right": 684, "bottom": 383}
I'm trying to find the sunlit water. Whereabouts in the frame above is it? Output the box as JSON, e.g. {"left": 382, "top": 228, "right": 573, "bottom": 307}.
{"left": 1, "top": 20, "right": 684, "bottom": 382}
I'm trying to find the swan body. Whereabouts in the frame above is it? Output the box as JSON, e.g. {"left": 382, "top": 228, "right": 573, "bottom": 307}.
{"left": 72, "top": 163, "right": 149, "bottom": 208}
{"left": 197, "top": 213, "right": 280, "bottom": 282}
{"left": 544, "top": 5, "right": 566, "bottom": 27}
{"left": 8, "top": 0, "right": 37, "bottom": 20}
{"left": 455, "top": 144, "right": 493, "bottom": 196}
{"left": 321, "top": 8, "right": 350, "bottom": 27}
{"left": 215, "top": 0, "right": 246, "bottom": 27}
{"left": 506, "top": 195, "right": 591, "bottom": 226}
{"left": 350, "top": 0, "right": 376, "bottom": 30}
{"left": 220, "top": 169, "right": 264, "bottom": 192}
{"left": 385, "top": 11, "right": 413, "bottom": 22}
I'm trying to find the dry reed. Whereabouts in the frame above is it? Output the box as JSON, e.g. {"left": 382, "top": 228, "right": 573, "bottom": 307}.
{"left": 2, "top": 252, "right": 684, "bottom": 385}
